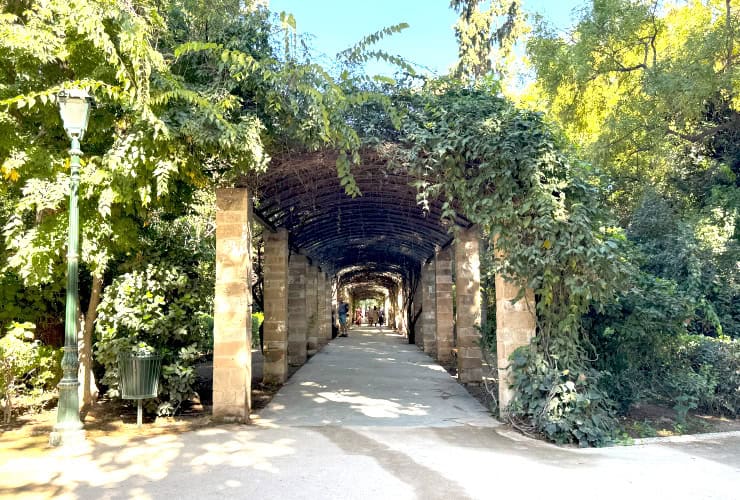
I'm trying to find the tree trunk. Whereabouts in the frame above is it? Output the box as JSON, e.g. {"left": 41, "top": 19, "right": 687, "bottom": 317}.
{"left": 78, "top": 274, "right": 102, "bottom": 410}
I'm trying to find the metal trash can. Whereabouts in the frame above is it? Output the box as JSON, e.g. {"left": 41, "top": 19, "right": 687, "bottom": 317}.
{"left": 118, "top": 352, "right": 162, "bottom": 427}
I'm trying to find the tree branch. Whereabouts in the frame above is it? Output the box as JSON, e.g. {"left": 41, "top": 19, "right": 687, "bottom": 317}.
{"left": 726, "top": 0, "right": 734, "bottom": 73}
{"left": 666, "top": 119, "right": 737, "bottom": 144}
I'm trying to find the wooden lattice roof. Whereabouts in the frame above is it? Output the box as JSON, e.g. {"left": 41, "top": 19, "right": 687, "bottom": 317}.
{"left": 247, "top": 149, "right": 471, "bottom": 278}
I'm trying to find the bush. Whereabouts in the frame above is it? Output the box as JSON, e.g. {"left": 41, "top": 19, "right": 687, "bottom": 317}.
{"left": 252, "top": 312, "right": 264, "bottom": 349}
{"left": 585, "top": 273, "right": 693, "bottom": 414}
{"left": 508, "top": 346, "right": 616, "bottom": 447}
{"left": 586, "top": 269, "right": 739, "bottom": 420}
{"left": 95, "top": 264, "right": 213, "bottom": 415}
{"left": 0, "top": 322, "right": 62, "bottom": 423}
{"left": 679, "top": 335, "right": 739, "bottom": 417}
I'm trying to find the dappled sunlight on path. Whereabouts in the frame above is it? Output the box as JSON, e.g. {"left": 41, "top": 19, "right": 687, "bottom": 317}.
{"left": 254, "top": 326, "right": 495, "bottom": 428}
{"left": 3, "top": 326, "right": 739, "bottom": 499}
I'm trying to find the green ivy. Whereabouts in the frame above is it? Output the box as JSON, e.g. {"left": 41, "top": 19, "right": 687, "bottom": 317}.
{"left": 386, "top": 78, "right": 627, "bottom": 443}
{"left": 508, "top": 346, "right": 616, "bottom": 447}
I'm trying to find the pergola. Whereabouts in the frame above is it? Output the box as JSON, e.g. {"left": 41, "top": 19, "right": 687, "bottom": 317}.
{"left": 211, "top": 148, "right": 537, "bottom": 422}
{"left": 249, "top": 149, "right": 472, "bottom": 274}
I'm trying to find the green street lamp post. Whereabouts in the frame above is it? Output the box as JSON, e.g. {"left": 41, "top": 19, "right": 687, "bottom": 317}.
{"left": 49, "top": 88, "right": 93, "bottom": 447}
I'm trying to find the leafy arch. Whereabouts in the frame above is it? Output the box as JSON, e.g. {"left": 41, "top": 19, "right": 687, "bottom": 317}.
{"left": 387, "top": 79, "right": 627, "bottom": 445}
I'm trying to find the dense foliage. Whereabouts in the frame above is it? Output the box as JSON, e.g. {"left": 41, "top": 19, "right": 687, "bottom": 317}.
{"left": 94, "top": 205, "right": 215, "bottom": 415}
{"left": 519, "top": 0, "right": 739, "bottom": 433}
{"left": 387, "top": 78, "right": 626, "bottom": 445}
{"left": 95, "top": 264, "right": 209, "bottom": 415}
{"left": 0, "top": 322, "right": 61, "bottom": 423}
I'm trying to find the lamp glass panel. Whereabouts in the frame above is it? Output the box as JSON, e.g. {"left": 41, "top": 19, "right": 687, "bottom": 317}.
{"left": 59, "top": 97, "right": 90, "bottom": 139}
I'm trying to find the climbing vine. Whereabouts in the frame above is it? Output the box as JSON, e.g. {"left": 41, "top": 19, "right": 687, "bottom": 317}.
{"left": 388, "top": 78, "right": 628, "bottom": 445}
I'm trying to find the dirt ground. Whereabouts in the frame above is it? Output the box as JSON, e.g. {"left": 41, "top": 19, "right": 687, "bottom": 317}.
{"left": 444, "top": 358, "right": 740, "bottom": 440}
{"left": 0, "top": 383, "right": 285, "bottom": 457}
{"left": 617, "top": 402, "right": 740, "bottom": 438}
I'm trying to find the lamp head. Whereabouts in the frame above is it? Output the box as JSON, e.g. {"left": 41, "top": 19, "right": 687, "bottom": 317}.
{"left": 57, "top": 88, "right": 93, "bottom": 141}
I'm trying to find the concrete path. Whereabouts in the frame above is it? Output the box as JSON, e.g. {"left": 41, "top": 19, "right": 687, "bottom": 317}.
{"left": 2, "top": 327, "right": 739, "bottom": 499}
{"left": 257, "top": 327, "right": 493, "bottom": 428}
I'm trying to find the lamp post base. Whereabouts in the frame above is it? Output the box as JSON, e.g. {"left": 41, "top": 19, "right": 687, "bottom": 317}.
{"left": 49, "top": 422, "right": 86, "bottom": 447}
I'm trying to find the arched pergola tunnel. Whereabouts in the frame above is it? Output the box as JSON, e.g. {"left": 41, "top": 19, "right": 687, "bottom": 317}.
{"left": 338, "top": 268, "right": 401, "bottom": 328}
{"left": 211, "top": 151, "right": 538, "bottom": 422}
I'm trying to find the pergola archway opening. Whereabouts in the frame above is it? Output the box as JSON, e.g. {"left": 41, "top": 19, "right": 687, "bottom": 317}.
{"left": 211, "top": 149, "right": 537, "bottom": 422}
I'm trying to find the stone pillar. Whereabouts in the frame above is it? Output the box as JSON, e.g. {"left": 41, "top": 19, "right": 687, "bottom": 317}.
{"left": 317, "top": 271, "right": 328, "bottom": 348}
{"left": 456, "top": 227, "right": 482, "bottom": 383}
{"left": 306, "top": 264, "right": 319, "bottom": 355}
{"left": 332, "top": 280, "right": 340, "bottom": 336}
{"left": 288, "top": 253, "right": 308, "bottom": 366}
{"left": 383, "top": 290, "right": 393, "bottom": 328}
{"left": 396, "top": 286, "right": 406, "bottom": 334}
{"left": 213, "top": 188, "right": 252, "bottom": 422}
{"left": 263, "top": 228, "right": 289, "bottom": 385}
{"left": 326, "top": 275, "right": 334, "bottom": 339}
{"left": 415, "top": 293, "right": 424, "bottom": 350}
{"left": 412, "top": 291, "right": 422, "bottom": 345}
{"left": 495, "top": 241, "right": 537, "bottom": 411}
{"left": 388, "top": 286, "right": 397, "bottom": 329}
{"left": 421, "top": 260, "right": 437, "bottom": 357}
{"left": 435, "top": 246, "right": 454, "bottom": 363}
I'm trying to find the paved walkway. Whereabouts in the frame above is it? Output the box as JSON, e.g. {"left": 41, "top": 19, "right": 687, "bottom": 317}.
{"left": 2, "top": 327, "right": 739, "bottom": 499}
{"left": 257, "top": 327, "right": 493, "bottom": 428}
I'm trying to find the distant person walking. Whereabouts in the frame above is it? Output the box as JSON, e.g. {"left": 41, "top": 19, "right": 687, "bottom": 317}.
{"left": 338, "top": 300, "right": 350, "bottom": 337}
{"left": 369, "top": 306, "right": 379, "bottom": 327}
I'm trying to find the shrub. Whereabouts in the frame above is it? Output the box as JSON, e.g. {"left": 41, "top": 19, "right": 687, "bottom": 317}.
{"left": 508, "top": 345, "right": 616, "bottom": 447}
{"left": 95, "top": 264, "right": 213, "bottom": 415}
{"left": 586, "top": 268, "right": 739, "bottom": 420}
{"left": 252, "top": 312, "right": 264, "bottom": 349}
{"left": 585, "top": 273, "right": 693, "bottom": 414}
{"left": 0, "top": 322, "right": 62, "bottom": 423}
{"left": 679, "top": 335, "right": 739, "bottom": 417}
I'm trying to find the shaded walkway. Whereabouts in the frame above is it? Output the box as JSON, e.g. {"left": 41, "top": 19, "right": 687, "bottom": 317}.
{"left": 2, "top": 330, "right": 739, "bottom": 499}
{"left": 257, "top": 326, "right": 494, "bottom": 428}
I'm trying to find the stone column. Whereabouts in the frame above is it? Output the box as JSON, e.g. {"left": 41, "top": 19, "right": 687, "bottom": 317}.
{"left": 383, "top": 290, "right": 393, "bottom": 328}
{"left": 306, "top": 264, "right": 319, "bottom": 355}
{"left": 421, "top": 260, "right": 437, "bottom": 357}
{"left": 288, "top": 253, "right": 308, "bottom": 366}
{"left": 263, "top": 228, "right": 289, "bottom": 385}
{"left": 435, "top": 246, "right": 454, "bottom": 363}
{"left": 332, "top": 280, "right": 340, "bottom": 336}
{"left": 317, "top": 271, "right": 328, "bottom": 348}
{"left": 456, "top": 227, "right": 482, "bottom": 383}
{"left": 326, "top": 275, "right": 334, "bottom": 340}
{"left": 495, "top": 240, "right": 537, "bottom": 412}
{"left": 415, "top": 292, "right": 424, "bottom": 350}
{"left": 412, "top": 291, "right": 422, "bottom": 345}
{"left": 396, "top": 286, "right": 406, "bottom": 334}
{"left": 388, "top": 285, "right": 397, "bottom": 329}
{"left": 213, "top": 188, "right": 252, "bottom": 422}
